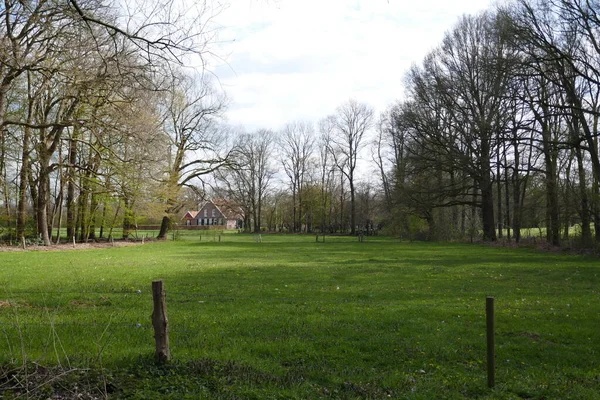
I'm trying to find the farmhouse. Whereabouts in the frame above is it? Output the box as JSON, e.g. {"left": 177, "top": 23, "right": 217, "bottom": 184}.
{"left": 182, "top": 199, "right": 244, "bottom": 229}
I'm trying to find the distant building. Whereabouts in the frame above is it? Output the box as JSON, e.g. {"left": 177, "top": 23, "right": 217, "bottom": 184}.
{"left": 182, "top": 199, "right": 244, "bottom": 229}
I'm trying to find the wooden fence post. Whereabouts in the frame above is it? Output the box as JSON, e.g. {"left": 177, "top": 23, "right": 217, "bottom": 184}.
{"left": 486, "top": 296, "right": 495, "bottom": 388}
{"left": 152, "top": 280, "right": 170, "bottom": 362}
{"left": 21, "top": 236, "right": 26, "bottom": 250}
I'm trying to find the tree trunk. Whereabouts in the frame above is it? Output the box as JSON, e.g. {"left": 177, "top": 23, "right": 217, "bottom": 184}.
{"left": 77, "top": 172, "right": 89, "bottom": 241}
{"left": 542, "top": 135, "right": 560, "bottom": 246}
{"left": 426, "top": 212, "right": 435, "bottom": 241}
{"left": 575, "top": 144, "right": 591, "bottom": 246}
{"left": 339, "top": 173, "right": 344, "bottom": 233}
{"left": 297, "top": 179, "right": 303, "bottom": 232}
{"left": 292, "top": 187, "right": 297, "bottom": 232}
{"left": 563, "top": 153, "right": 574, "bottom": 242}
{"left": 16, "top": 128, "right": 31, "bottom": 239}
{"left": 503, "top": 139, "right": 511, "bottom": 241}
{"left": 349, "top": 178, "right": 356, "bottom": 235}
{"left": 157, "top": 215, "right": 170, "bottom": 239}
{"left": 66, "top": 131, "right": 78, "bottom": 239}
{"left": 53, "top": 166, "right": 65, "bottom": 244}
{"left": 88, "top": 190, "right": 98, "bottom": 240}
{"left": 496, "top": 147, "right": 503, "bottom": 239}
{"left": 480, "top": 139, "right": 496, "bottom": 241}
{"left": 594, "top": 180, "right": 600, "bottom": 243}
{"left": 512, "top": 171, "right": 521, "bottom": 244}
{"left": 36, "top": 158, "right": 52, "bottom": 246}
{"left": 99, "top": 202, "right": 108, "bottom": 239}
{"left": 122, "top": 197, "right": 134, "bottom": 239}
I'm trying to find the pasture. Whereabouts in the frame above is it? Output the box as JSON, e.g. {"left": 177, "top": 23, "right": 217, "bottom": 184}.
{"left": 0, "top": 234, "right": 598, "bottom": 399}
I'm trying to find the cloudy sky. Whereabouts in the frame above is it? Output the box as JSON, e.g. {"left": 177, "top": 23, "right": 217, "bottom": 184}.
{"left": 208, "top": 0, "right": 494, "bottom": 131}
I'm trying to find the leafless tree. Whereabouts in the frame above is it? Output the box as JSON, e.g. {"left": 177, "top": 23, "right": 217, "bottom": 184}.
{"left": 216, "top": 129, "right": 275, "bottom": 233}
{"left": 328, "top": 99, "right": 374, "bottom": 235}
{"left": 318, "top": 116, "right": 337, "bottom": 235}
{"left": 278, "top": 120, "right": 315, "bottom": 232}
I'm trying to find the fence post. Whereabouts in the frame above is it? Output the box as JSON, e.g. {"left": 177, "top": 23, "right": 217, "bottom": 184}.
{"left": 486, "top": 296, "right": 495, "bottom": 388}
{"left": 21, "top": 236, "right": 26, "bottom": 250}
{"left": 152, "top": 280, "right": 170, "bottom": 362}
{"left": 72, "top": 236, "right": 76, "bottom": 248}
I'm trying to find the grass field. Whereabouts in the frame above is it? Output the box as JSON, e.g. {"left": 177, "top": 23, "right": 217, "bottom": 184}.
{"left": 0, "top": 234, "right": 599, "bottom": 399}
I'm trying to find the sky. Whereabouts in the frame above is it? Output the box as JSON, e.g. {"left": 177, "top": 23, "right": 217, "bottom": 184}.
{"left": 207, "top": 0, "right": 494, "bottom": 132}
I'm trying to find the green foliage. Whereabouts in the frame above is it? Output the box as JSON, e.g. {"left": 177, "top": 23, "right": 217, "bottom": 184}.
{"left": 0, "top": 236, "right": 599, "bottom": 398}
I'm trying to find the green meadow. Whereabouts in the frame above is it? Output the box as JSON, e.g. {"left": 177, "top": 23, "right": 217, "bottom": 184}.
{"left": 0, "top": 234, "right": 599, "bottom": 399}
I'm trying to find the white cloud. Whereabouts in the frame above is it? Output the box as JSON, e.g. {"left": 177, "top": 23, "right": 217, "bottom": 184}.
{"left": 207, "top": 0, "right": 494, "bottom": 131}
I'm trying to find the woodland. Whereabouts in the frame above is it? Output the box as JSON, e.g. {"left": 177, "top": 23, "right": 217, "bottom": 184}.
{"left": 1, "top": 0, "right": 600, "bottom": 248}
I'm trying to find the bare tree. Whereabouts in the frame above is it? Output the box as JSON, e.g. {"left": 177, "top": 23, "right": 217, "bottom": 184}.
{"left": 328, "top": 99, "right": 374, "bottom": 235}
{"left": 278, "top": 120, "right": 315, "bottom": 232}
{"left": 318, "top": 116, "right": 337, "bottom": 236}
{"left": 216, "top": 129, "right": 275, "bottom": 233}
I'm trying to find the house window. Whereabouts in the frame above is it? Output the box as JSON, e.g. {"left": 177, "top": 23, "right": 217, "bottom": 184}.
{"left": 204, "top": 210, "right": 208, "bottom": 217}
{"left": 212, "top": 209, "right": 216, "bottom": 217}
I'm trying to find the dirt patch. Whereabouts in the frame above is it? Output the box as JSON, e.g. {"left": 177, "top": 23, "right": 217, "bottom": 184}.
{"left": 0, "top": 300, "right": 31, "bottom": 308}
{"left": 0, "top": 240, "right": 148, "bottom": 252}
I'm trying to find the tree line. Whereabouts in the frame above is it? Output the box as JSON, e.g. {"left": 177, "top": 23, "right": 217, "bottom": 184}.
{"left": 0, "top": 0, "right": 232, "bottom": 244}
{"left": 217, "top": 0, "right": 600, "bottom": 246}
{"left": 374, "top": 0, "right": 600, "bottom": 246}
{"left": 3, "top": 0, "right": 600, "bottom": 247}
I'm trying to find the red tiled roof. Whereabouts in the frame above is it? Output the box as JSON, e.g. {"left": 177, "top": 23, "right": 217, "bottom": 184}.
{"left": 212, "top": 199, "right": 244, "bottom": 220}
{"left": 182, "top": 210, "right": 198, "bottom": 219}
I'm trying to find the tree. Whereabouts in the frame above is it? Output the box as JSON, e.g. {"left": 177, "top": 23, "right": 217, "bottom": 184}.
{"left": 278, "top": 120, "right": 315, "bottom": 232}
{"left": 216, "top": 129, "right": 275, "bottom": 233}
{"left": 318, "top": 117, "right": 337, "bottom": 235}
{"left": 397, "top": 12, "right": 516, "bottom": 241}
{"left": 507, "top": 0, "right": 600, "bottom": 245}
{"left": 156, "top": 73, "right": 231, "bottom": 239}
{"left": 1, "top": 0, "right": 224, "bottom": 244}
{"left": 327, "top": 99, "right": 374, "bottom": 235}
{"left": 372, "top": 104, "right": 411, "bottom": 235}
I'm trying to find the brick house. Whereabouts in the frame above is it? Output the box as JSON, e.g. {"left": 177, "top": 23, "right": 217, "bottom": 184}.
{"left": 182, "top": 200, "right": 243, "bottom": 229}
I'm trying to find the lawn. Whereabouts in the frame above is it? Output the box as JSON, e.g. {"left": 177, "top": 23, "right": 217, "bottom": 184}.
{"left": 0, "top": 234, "right": 599, "bottom": 399}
